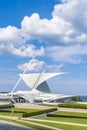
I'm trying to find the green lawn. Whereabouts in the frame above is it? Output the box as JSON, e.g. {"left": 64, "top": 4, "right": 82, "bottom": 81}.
{"left": 32, "top": 120, "right": 87, "bottom": 130}
{"left": 39, "top": 111, "right": 87, "bottom": 125}
{"left": 41, "top": 116, "right": 87, "bottom": 124}
{"left": 1, "top": 107, "right": 87, "bottom": 130}
{"left": 56, "top": 111, "right": 87, "bottom": 118}
{"left": 14, "top": 108, "right": 41, "bottom": 112}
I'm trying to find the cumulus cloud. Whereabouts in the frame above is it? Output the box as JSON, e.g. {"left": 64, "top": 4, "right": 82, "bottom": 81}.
{"left": 8, "top": 44, "right": 44, "bottom": 57}
{"left": 18, "top": 58, "right": 63, "bottom": 72}
{"left": 0, "top": 26, "right": 29, "bottom": 56}
{"left": 0, "top": 26, "right": 18, "bottom": 41}
{"left": 0, "top": 26, "right": 28, "bottom": 45}
{"left": 0, "top": 0, "right": 87, "bottom": 64}
{"left": 20, "top": 0, "right": 87, "bottom": 44}
{"left": 0, "top": 26, "right": 44, "bottom": 57}
{"left": 52, "top": 0, "right": 87, "bottom": 42}
{"left": 18, "top": 59, "right": 45, "bottom": 72}
{"left": 21, "top": 13, "right": 71, "bottom": 44}
{"left": 0, "top": 0, "right": 87, "bottom": 46}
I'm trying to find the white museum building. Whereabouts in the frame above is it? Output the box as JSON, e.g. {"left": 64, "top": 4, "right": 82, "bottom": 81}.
{"left": 10, "top": 72, "right": 73, "bottom": 104}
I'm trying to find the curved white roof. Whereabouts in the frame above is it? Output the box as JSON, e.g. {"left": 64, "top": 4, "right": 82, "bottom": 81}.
{"left": 19, "top": 72, "right": 64, "bottom": 89}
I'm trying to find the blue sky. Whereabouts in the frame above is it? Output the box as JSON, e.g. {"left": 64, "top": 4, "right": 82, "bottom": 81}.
{"left": 0, "top": 0, "right": 87, "bottom": 95}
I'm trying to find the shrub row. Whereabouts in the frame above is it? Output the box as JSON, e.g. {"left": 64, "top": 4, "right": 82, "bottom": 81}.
{"left": 58, "top": 103, "right": 87, "bottom": 109}
{"left": 0, "top": 104, "right": 14, "bottom": 109}
{"left": 22, "top": 107, "right": 57, "bottom": 117}
{"left": 47, "top": 113, "right": 87, "bottom": 119}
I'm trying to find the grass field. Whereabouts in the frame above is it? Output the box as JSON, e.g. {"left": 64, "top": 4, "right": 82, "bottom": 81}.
{"left": 41, "top": 116, "right": 87, "bottom": 124}
{"left": 37, "top": 111, "right": 87, "bottom": 129}
{"left": 1, "top": 107, "right": 87, "bottom": 130}
{"left": 55, "top": 111, "right": 87, "bottom": 118}
{"left": 41, "top": 111, "right": 87, "bottom": 124}
{"left": 32, "top": 120, "right": 87, "bottom": 130}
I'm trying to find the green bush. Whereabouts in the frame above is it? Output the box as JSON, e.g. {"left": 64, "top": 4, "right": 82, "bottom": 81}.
{"left": 22, "top": 107, "right": 57, "bottom": 117}
{"left": 0, "top": 104, "right": 14, "bottom": 109}
{"left": 58, "top": 103, "right": 87, "bottom": 109}
{"left": 47, "top": 113, "right": 87, "bottom": 119}
{"left": 70, "top": 96, "right": 83, "bottom": 102}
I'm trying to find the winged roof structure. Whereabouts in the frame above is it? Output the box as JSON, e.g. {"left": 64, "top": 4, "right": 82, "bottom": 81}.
{"left": 0, "top": 72, "right": 74, "bottom": 104}
{"left": 19, "top": 72, "right": 64, "bottom": 90}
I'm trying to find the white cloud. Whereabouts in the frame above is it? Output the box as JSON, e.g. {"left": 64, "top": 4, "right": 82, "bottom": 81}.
{"left": 0, "top": 26, "right": 44, "bottom": 57}
{"left": 0, "top": 0, "right": 87, "bottom": 64}
{"left": 0, "top": 0, "right": 87, "bottom": 46}
{"left": 21, "top": 13, "right": 71, "bottom": 44}
{"left": 0, "top": 44, "right": 5, "bottom": 55}
{"left": 8, "top": 44, "right": 44, "bottom": 57}
{"left": 18, "top": 58, "right": 63, "bottom": 72}
{"left": 0, "top": 26, "right": 18, "bottom": 41}
{"left": 21, "top": 0, "right": 87, "bottom": 44}
{"left": 46, "top": 63, "right": 64, "bottom": 72}
{"left": 52, "top": 0, "right": 87, "bottom": 41}
{"left": 0, "top": 26, "right": 29, "bottom": 56}
{"left": 18, "top": 59, "right": 45, "bottom": 72}
{"left": 0, "top": 26, "right": 27, "bottom": 46}
{"left": 46, "top": 45, "right": 87, "bottom": 64}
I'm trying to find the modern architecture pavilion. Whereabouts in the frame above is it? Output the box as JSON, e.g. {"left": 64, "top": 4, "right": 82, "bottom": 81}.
{"left": 11, "top": 72, "right": 73, "bottom": 104}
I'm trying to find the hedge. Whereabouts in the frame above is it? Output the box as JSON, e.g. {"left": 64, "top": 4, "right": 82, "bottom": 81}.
{"left": 58, "top": 103, "right": 87, "bottom": 109}
{"left": 0, "top": 104, "right": 14, "bottom": 109}
{"left": 22, "top": 107, "right": 57, "bottom": 117}
{"left": 47, "top": 114, "right": 87, "bottom": 119}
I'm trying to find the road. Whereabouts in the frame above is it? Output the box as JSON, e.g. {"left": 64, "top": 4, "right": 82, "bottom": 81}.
{"left": 0, "top": 120, "right": 32, "bottom": 130}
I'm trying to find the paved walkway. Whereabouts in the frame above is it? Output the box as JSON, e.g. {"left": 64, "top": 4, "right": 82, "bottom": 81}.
{"left": 15, "top": 103, "right": 50, "bottom": 109}
{"left": 58, "top": 107, "right": 87, "bottom": 113}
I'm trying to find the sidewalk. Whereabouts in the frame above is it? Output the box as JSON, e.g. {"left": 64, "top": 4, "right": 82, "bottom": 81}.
{"left": 58, "top": 107, "right": 87, "bottom": 113}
